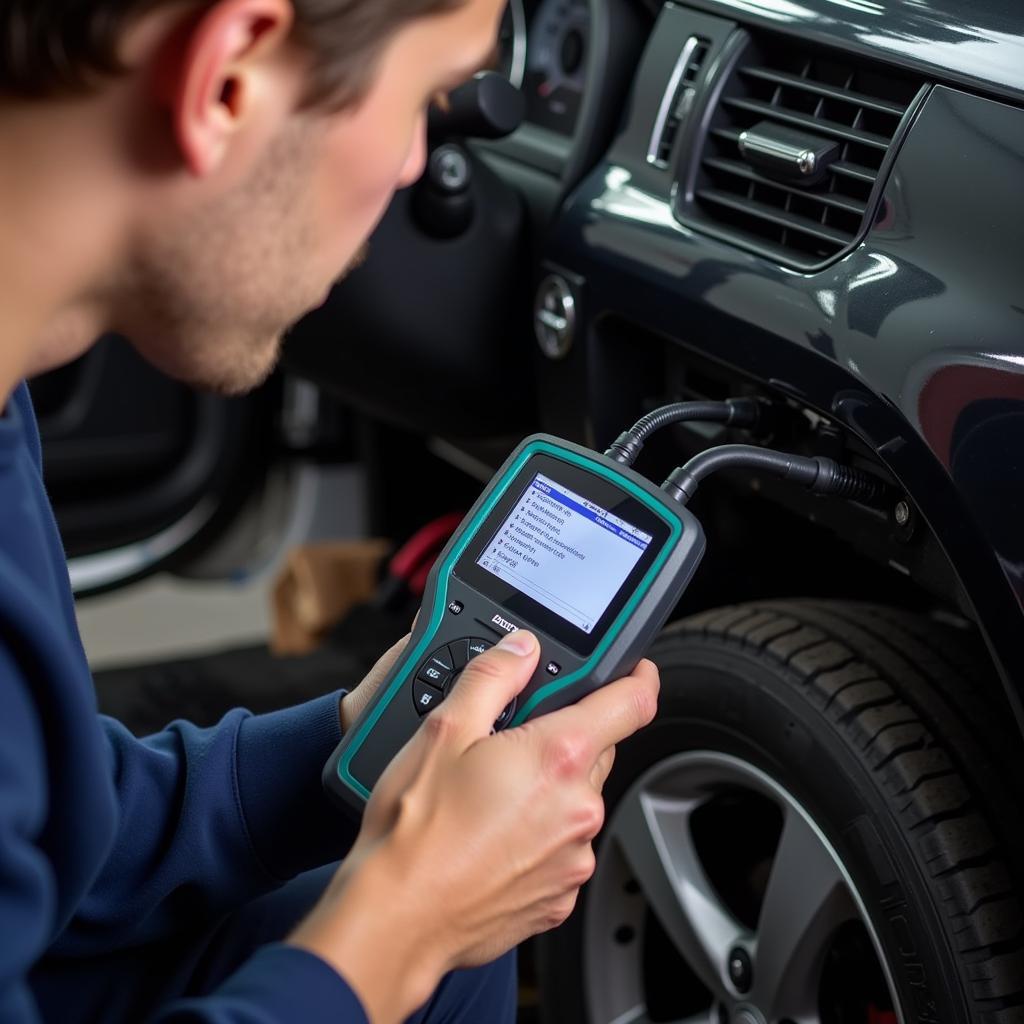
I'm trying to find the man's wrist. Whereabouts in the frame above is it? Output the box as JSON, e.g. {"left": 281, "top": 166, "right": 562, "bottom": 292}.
{"left": 339, "top": 689, "right": 365, "bottom": 734}
{"left": 288, "top": 844, "right": 445, "bottom": 1023}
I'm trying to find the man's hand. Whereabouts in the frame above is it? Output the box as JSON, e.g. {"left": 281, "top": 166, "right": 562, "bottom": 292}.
{"left": 292, "top": 630, "right": 659, "bottom": 1023}
{"left": 339, "top": 633, "right": 412, "bottom": 733}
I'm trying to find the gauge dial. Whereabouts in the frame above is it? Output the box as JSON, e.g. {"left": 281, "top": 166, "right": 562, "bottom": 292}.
{"left": 496, "top": 0, "right": 528, "bottom": 90}
{"left": 524, "top": 0, "right": 589, "bottom": 135}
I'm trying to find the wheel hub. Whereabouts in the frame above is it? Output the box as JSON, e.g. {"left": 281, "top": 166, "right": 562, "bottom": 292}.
{"left": 727, "top": 946, "right": 753, "bottom": 994}
{"left": 732, "top": 1004, "right": 766, "bottom": 1024}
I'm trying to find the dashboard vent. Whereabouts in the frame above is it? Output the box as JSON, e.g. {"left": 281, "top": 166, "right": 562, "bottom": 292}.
{"left": 687, "top": 38, "right": 924, "bottom": 267}
{"left": 648, "top": 36, "right": 710, "bottom": 168}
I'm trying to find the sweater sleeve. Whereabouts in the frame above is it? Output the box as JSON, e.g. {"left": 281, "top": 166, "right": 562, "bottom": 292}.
{"left": 59, "top": 692, "right": 360, "bottom": 953}
{"left": 153, "top": 946, "right": 369, "bottom": 1024}
{"left": 0, "top": 644, "right": 49, "bottom": 1024}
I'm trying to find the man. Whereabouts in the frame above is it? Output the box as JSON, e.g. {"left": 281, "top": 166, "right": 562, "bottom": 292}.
{"left": 0, "top": 1, "right": 661, "bottom": 1022}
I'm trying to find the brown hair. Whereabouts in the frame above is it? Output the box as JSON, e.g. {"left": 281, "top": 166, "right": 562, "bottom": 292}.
{"left": 0, "top": 0, "right": 466, "bottom": 106}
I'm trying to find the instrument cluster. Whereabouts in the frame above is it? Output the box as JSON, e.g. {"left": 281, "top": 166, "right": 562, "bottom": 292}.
{"left": 497, "top": 0, "right": 592, "bottom": 137}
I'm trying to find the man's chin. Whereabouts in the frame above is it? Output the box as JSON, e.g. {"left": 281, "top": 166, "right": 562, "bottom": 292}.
{"left": 136, "top": 332, "right": 284, "bottom": 398}
{"left": 317, "top": 242, "right": 370, "bottom": 308}
{"left": 202, "top": 344, "right": 283, "bottom": 398}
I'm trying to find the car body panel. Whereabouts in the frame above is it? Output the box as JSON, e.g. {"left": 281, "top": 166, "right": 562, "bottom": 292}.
{"left": 680, "top": 0, "right": 1024, "bottom": 102}
{"left": 542, "top": 80, "right": 1024, "bottom": 718}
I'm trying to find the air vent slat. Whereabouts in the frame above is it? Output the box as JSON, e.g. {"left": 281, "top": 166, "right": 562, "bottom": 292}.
{"left": 740, "top": 66, "right": 906, "bottom": 116}
{"left": 648, "top": 37, "right": 710, "bottom": 168}
{"left": 830, "top": 160, "right": 877, "bottom": 184}
{"left": 711, "top": 126, "right": 742, "bottom": 146}
{"left": 696, "top": 189, "right": 852, "bottom": 245}
{"left": 685, "top": 34, "right": 923, "bottom": 268}
{"left": 722, "top": 97, "right": 891, "bottom": 150}
{"left": 703, "top": 157, "right": 867, "bottom": 216}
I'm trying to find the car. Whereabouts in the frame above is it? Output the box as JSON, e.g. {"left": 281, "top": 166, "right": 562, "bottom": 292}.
{"left": 35, "top": 0, "right": 1024, "bottom": 1021}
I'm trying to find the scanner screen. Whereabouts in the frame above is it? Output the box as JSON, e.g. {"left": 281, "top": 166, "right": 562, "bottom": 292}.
{"left": 476, "top": 472, "right": 652, "bottom": 634}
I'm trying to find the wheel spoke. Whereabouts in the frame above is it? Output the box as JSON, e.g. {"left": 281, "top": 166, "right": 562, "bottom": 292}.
{"left": 612, "top": 787, "right": 747, "bottom": 999}
{"left": 605, "top": 1005, "right": 647, "bottom": 1024}
{"left": 750, "top": 804, "right": 857, "bottom": 1016}
{"left": 606, "top": 1009, "right": 711, "bottom": 1024}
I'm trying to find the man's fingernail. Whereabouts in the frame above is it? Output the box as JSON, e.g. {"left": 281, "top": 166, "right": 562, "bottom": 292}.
{"left": 497, "top": 630, "right": 536, "bottom": 656}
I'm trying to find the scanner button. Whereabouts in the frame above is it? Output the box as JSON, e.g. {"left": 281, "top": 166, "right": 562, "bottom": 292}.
{"left": 493, "top": 698, "right": 517, "bottom": 732}
{"left": 417, "top": 663, "right": 450, "bottom": 689}
{"left": 448, "top": 639, "right": 469, "bottom": 670}
{"left": 413, "top": 680, "right": 444, "bottom": 715}
{"left": 467, "top": 638, "right": 492, "bottom": 660}
{"left": 447, "top": 600, "right": 464, "bottom": 616}
{"left": 427, "top": 647, "right": 454, "bottom": 673}
{"left": 545, "top": 661, "right": 562, "bottom": 676}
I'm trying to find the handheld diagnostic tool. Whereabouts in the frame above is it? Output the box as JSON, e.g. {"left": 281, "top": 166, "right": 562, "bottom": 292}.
{"left": 324, "top": 434, "right": 705, "bottom": 812}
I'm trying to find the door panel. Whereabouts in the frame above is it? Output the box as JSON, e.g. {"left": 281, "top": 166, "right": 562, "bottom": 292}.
{"left": 29, "top": 335, "right": 279, "bottom": 592}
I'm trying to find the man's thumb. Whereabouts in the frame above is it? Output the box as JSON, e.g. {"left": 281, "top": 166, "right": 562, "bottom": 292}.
{"left": 441, "top": 630, "right": 539, "bottom": 738}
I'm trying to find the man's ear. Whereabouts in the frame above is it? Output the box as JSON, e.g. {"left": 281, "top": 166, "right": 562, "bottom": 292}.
{"left": 162, "top": 0, "right": 296, "bottom": 177}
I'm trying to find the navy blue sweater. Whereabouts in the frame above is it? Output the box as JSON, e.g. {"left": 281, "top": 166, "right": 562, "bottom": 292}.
{"left": 0, "top": 384, "right": 368, "bottom": 1022}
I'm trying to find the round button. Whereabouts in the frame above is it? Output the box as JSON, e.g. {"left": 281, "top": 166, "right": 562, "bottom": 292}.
{"left": 426, "top": 647, "right": 454, "bottom": 673}
{"left": 413, "top": 679, "right": 444, "bottom": 716}
{"left": 534, "top": 275, "right": 576, "bottom": 360}
{"left": 428, "top": 143, "right": 471, "bottom": 194}
{"left": 417, "top": 662, "right": 450, "bottom": 688}
{"left": 494, "top": 698, "right": 517, "bottom": 731}
{"left": 448, "top": 639, "right": 469, "bottom": 670}
{"left": 467, "top": 638, "right": 493, "bottom": 659}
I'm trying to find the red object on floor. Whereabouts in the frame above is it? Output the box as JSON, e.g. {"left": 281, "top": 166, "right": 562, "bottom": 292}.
{"left": 389, "top": 512, "right": 464, "bottom": 597}
{"left": 868, "top": 1006, "right": 898, "bottom": 1024}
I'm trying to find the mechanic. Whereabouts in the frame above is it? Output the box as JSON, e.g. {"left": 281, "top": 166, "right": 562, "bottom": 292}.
{"left": 0, "top": 1, "right": 661, "bottom": 1022}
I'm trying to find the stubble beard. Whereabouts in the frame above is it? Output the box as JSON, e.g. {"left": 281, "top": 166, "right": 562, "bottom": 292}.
{"left": 120, "top": 120, "right": 333, "bottom": 397}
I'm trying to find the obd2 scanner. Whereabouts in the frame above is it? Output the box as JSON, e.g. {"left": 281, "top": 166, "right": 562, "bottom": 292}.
{"left": 324, "top": 409, "right": 883, "bottom": 814}
{"left": 324, "top": 435, "right": 704, "bottom": 812}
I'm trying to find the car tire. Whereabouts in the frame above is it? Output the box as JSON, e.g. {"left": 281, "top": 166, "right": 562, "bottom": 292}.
{"left": 536, "top": 600, "right": 1024, "bottom": 1024}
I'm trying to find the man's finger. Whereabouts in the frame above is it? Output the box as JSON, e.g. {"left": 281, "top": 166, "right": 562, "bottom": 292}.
{"left": 534, "top": 659, "right": 660, "bottom": 758}
{"left": 363, "top": 711, "right": 432, "bottom": 835}
{"left": 366, "top": 633, "right": 413, "bottom": 685}
{"left": 340, "top": 633, "right": 411, "bottom": 731}
{"left": 590, "top": 746, "right": 615, "bottom": 792}
{"left": 440, "top": 631, "right": 541, "bottom": 742}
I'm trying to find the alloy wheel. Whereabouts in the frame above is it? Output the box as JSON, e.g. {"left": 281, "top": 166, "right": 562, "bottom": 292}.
{"left": 583, "top": 751, "right": 900, "bottom": 1024}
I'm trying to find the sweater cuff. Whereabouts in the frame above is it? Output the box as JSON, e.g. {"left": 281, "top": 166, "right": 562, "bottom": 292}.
{"left": 175, "top": 944, "right": 369, "bottom": 1023}
{"left": 235, "top": 691, "right": 358, "bottom": 881}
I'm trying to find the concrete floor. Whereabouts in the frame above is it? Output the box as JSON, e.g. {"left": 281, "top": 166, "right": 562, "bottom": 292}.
{"left": 76, "top": 575, "right": 273, "bottom": 668}
{"left": 77, "top": 463, "right": 368, "bottom": 669}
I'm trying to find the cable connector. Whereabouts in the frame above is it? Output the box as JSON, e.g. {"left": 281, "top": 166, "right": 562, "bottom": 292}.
{"left": 662, "top": 444, "right": 886, "bottom": 507}
{"left": 605, "top": 398, "right": 763, "bottom": 466}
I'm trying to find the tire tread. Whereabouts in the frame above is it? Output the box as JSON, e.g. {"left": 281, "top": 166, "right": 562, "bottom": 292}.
{"left": 658, "top": 600, "right": 1024, "bottom": 1016}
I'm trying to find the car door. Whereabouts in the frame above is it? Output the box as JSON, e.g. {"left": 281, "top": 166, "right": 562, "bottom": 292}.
{"left": 29, "top": 333, "right": 281, "bottom": 596}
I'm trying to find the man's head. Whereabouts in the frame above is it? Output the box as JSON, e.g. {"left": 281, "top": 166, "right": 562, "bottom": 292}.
{"left": 0, "top": 0, "right": 503, "bottom": 393}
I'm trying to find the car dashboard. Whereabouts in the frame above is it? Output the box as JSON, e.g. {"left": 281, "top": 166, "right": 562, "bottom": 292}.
{"left": 286, "top": 0, "right": 1024, "bottom": 702}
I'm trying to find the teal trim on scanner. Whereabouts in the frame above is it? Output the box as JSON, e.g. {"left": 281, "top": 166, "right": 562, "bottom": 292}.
{"left": 336, "top": 440, "right": 684, "bottom": 799}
